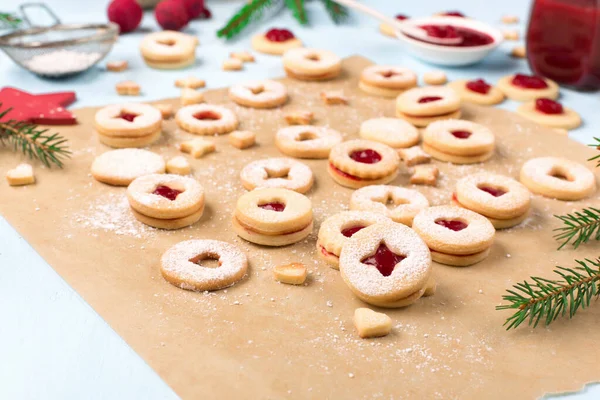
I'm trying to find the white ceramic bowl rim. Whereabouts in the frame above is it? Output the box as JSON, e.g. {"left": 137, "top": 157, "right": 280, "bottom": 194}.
{"left": 397, "top": 16, "right": 503, "bottom": 53}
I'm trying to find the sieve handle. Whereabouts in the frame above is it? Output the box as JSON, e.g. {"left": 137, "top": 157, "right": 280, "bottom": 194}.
{"left": 19, "top": 3, "right": 61, "bottom": 27}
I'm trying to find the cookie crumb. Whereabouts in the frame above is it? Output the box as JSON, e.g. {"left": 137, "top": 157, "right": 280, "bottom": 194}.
{"left": 501, "top": 15, "right": 519, "bottom": 24}
{"left": 180, "top": 138, "right": 215, "bottom": 158}
{"left": 423, "top": 70, "right": 447, "bottom": 85}
{"left": 285, "top": 110, "right": 314, "bottom": 125}
{"left": 353, "top": 308, "right": 392, "bottom": 339}
{"left": 230, "top": 51, "right": 255, "bottom": 63}
{"left": 106, "top": 60, "right": 128, "bottom": 72}
{"left": 229, "top": 130, "right": 256, "bottom": 149}
{"left": 116, "top": 80, "right": 140, "bottom": 96}
{"left": 398, "top": 145, "right": 431, "bottom": 166}
{"left": 503, "top": 29, "right": 520, "bottom": 41}
{"left": 153, "top": 103, "right": 174, "bottom": 119}
{"left": 410, "top": 165, "right": 439, "bottom": 186}
{"left": 175, "top": 76, "right": 206, "bottom": 89}
{"left": 180, "top": 88, "right": 204, "bottom": 106}
{"left": 6, "top": 163, "right": 35, "bottom": 186}
{"left": 321, "top": 90, "right": 349, "bottom": 105}
{"left": 348, "top": 373, "right": 355, "bottom": 378}
{"left": 273, "top": 263, "right": 308, "bottom": 285}
{"left": 166, "top": 156, "right": 191, "bottom": 175}
{"left": 511, "top": 45, "right": 526, "bottom": 58}
{"left": 223, "top": 58, "right": 243, "bottom": 71}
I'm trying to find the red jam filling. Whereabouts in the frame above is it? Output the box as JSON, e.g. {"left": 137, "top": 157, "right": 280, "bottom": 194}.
{"left": 535, "top": 98, "right": 563, "bottom": 115}
{"left": 361, "top": 243, "right": 406, "bottom": 277}
{"left": 440, "top": 11, "right": 465, "bottom": 17}
{"left": 152, "top": 185, "right": 182, "bottom": 201}
{"left": 435, "top": 219, "right": 468, "bottom": 231}
{"left": 380, "top": 70, "right": 398, "bottom": 78}
{"left": 193, "top": 111, "right": 221, "bottom": 120}
{"left": 118, "top": 112, "right": 138, "bottom": 122}
{"left": 265, "top": 28, "right": 295, "bottom": 42}
{"left": 329, "top": 163, "right": 361, "bottom": 181}
{"left": 395, "top": 14, "right": 409, "bottom": 21}
{"left": 511, "top": 74, "right": 548, "bottom": 89}
{"left": 465, "top": 79, "right": 491, "bottom": 95}
{"left": 350, "top": 149, "right": 382, "bottom": 164}
{"left": 341, "top": 225, "right": 366, "bottom": 238}
{"left": 478, "top": 185, "right": 507, "bottom": 197}
{"left": 412, "top": 25, "right": 494, "bottom": 47}
{"left": 451, "top": 130, "right": 472, "bottom": 139}
{"left": 418, "top": 96, "right": 442, "bottom": 104}
{"left": 258, "top": 202, "right": 286, "bottom": 212}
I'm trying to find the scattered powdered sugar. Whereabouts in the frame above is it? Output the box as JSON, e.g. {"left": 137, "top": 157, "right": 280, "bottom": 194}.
{"left": 24, "top": 49, "right": 102, "bottom": 76}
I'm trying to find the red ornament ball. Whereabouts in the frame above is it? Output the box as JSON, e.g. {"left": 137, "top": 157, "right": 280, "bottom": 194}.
{"left": 107, "top": 0, "right": 143, "bottom": 34}
{"left": 155, "top": 0, "right": 190, "bottom": 31}
{"left": 180, "top": 0, "right": 205, "bottom": 19}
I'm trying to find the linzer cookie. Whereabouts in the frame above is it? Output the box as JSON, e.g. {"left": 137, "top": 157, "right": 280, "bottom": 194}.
{"left": 228, "top": 80, "right": 288, "bottom": 109}
{"left": 140, "top": 31, "right": 197, "bottom": 69}
{"left": 339, "top": 222, "right": 432, "bottom": 308}
{"left": 275, "top": 125, "right": 342, "bottom": 159}
{"left": 94, "top": 103, "right": 162, "bottom": 148}
{"left": 251, "top": 28, "right": 303, "bottom": 55}
{"left": 282, "top": 48, "right": 342, "bottom": 81}
{"left": 412, "top": 206, "right": 495, "bottom": 267}
{"left": 448, "top": 79, "right": 505, "bottom": 106}
{"left": 91, "top": 149, "right": 166, "bottom": 186}
{"left": 232, "top": 188, "right": 313, "bottom": 247}
{"left": 350, "top": 185, "right": 429, "bottom": 226}
{"left": 452, "top": 173, "right": 531, "bottom": 229}
{"left": 497, "top": 73, "right": 559, "bottom": 102}
{"left": 127, "top": 174, "right": 205, "bottom": 230}
{"left": 176, "top": 104, "right": 238, "bottom": 135}
{"left": 359, "top": 118, "right": 419, "bottom": 149}
{"left": 359, "top": 65, "right": 417, "bottom": 98}
{"left": 160, "top": 239, "right": 248, "bottom": 291}
{"left": 396, "top": 86, "right": 461, "bottom": 127}
{"left": 520, "top": 157, "right": 596, "bottom": 201}
{"left": 316, "top": 211, "right": 390, "bottom": 268}
{"left": 422, "top": 119, "right": 495, "bottom": 164}
{"left": 516, "top": 98, "right": 581, "bottom": 130}
{"left": 240, "top": 158, "right": 314, "bottom": 194}
{"left": 328, "top": 139, "right": 400, "bottom": 189}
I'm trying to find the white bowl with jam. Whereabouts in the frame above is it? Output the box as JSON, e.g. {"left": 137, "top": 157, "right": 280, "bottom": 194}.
{"left": 398, "top": 16, "right": 503, "bottom": 66}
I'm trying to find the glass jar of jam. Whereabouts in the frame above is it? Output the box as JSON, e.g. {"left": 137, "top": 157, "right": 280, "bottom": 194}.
{"left": 526, "top": 0, "right": 600, "bottom": 90}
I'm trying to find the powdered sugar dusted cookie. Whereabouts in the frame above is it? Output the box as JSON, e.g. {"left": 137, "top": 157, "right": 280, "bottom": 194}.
{"left": 240, "top": 158, "right": 313, "bottom": 194}
{"left": 282, "top": 48, "right": 342, "bottom": 81}
{"left": 359, "top": 118, "right": 419, "bottom": 149}
{"left": 359, "top": 65, "right": 417, "bottom": 98}
{"left": 228, "top": 80, "right": 287, "bottom": 109}
{"left": 422, "top": 119, "right": 495, "bottom": 164}
{"left": 176, "top": 104, "right": 238, "bottom": 135}
{"left": 350, "top": 185, "right": 429, "bottom": 226}
{"left": 396, "top": 86, "right": 461, "bottom": 127}
{"left": 275, "top": 125, "right": 342, "bottom": 159}
{"left": 91, "top": 149, "right": 166, "bottom": 186}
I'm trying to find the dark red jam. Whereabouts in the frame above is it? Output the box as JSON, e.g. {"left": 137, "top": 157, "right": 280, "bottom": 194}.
{"left": 535, "top": 98, "right": 563, "bottom": 115}
{"left": 329, "top": 163, "right": 360, "bottom": 181}
{"left": 465, "top": 79, "right": 491, "bottom": 94}
{"left": 395, "top": 14, "right": 409, "bottom": 21}
{"left": 478, "top": 185, "right": 507, "bottom": 197}
{"left": 258, "top": 202, "right": 286, "bottom": 212}
{"left": 152, "top": 185, "right": 182, "bottom": 201}
{"left": 451, "top": 130, "right": 472, "bottom": 139}
{"left": 341, "top": 226, "right": 366, "bottom": 238}
{"left": 511, "top": 73, "right": 548, "bottom": 89}
{"left": 118, "top": 112, "right": 138, "bottom": 122}
{"left": 265, "top": 28, "right": 295, "bottom": 42}
{"left": 350, "top": 149, "right": 382, "bottom": 164}
{"left": 435, "top": 219, "right": 468, "bottom": 231}
{"left": 361, "top": 243, "right": 406, "bottom": 277}
{"left": 440, "top": 11, "right": 466, "bottom": 17}
{"left": 412, "top": 25, "right": 494, "bottom": 47}
{"left": 418, "top": 96, "right": 442, "bottom": 104}
{"left": 193, "top": 111, "right": 221, "bottom": 120}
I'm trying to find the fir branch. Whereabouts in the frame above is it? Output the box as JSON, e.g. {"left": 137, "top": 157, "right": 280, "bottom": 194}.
{"left": 284, "top": 0, "right": 307, "bottom": 25}
{"left": 588, "top": 137, "right": 600, "bottom": 167}
{"left": 0, "top": 12, "right": 21, "bottom": 29}
{"left": 0, "top": 105, "right": 71, "bottom": 168}
{"left": 554, "top": 208, "right": 600, "bottom": 250}
{"left": 217, "top": 0, "right": 283, "bottom": 40}
{"left": 320, "top": 0, "right": 349, "bottom": 23}
{"left": 497, "top": 258, "right": 600, "bottom": 330}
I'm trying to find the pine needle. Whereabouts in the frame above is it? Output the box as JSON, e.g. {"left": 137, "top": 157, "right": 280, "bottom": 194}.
{"left": 0, "top": 12, "right": 21, "bottom": 29}
{"left": 0, "top": 104, "right": 71, "bottom": 168}
{"left": 217, "top": 0, "right": 283, "bottom": 40}
{"left": 588, "top": 137, "right": 600, "bottom": 167}
{"left": 497, "top": 258, "right": 600, "bottom": 330}
{"left": 284, "top": 0, "right": 308, "bottom": 24}
{"left": 554, "top": 208, "right": 600, "bottom": 249}
{"left": 320, "top": 0, "right": 349, "bottom": 23}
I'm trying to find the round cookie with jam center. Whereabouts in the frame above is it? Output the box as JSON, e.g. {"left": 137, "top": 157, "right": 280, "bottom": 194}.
{"left": 396, "top": 86, "right": 462, "bottom": 127}
{"left": 448, "top": 78, "right": 505, "bottom": 106}
{"left": 359, "top": 65, "right": 418, "bottom": 98}
{"left": 328, "top": 139, "right": 400, "bottom": 189}
{"left": 176, "top": 104, "right": 238, "bottom": 135}
{"left": 251, "top": 28, "right": 303, "bottom": 55}
{"left": 140, "top": 31, "right": 197, "bottom": 69}
{"left": 95, "top": 103, "right": 162, "bottom": 138}
{"left": 497, "top": 73, "right": 559, "bottom": 102}
{"left": 423, "top": 119, "right": 495, "bottom": 157}
{"left": 516, "top": 98, "right": 581, "bottom": 130}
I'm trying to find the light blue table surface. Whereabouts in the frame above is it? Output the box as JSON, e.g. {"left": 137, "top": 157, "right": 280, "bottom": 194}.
{"left": 1, "top": 0, "right": 598, "bottom": 399}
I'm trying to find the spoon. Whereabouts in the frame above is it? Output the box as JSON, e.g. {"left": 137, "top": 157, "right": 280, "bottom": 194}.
{"left": 330, "top": 0, "right": 464, "bottom": 46}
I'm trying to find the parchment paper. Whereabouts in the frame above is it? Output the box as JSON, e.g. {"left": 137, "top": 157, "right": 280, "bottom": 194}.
{"left": 2, "top": 56, "right": 600, "bottom": 400}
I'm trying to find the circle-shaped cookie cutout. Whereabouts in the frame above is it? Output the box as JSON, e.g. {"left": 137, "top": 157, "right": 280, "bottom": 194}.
{"left": 339, "top": 222, "right": 432, "bottom": 308}
{"left": 423, "top": 119, "right": 495, "bottom": 156}
{"left": 240, "top": 157, "right": 314, "bottom": 194}
{"left": 455, "top": 173, "right": 531, "bottom": 220}
{"left": 91, "top": 149, "right": 166, "bottom": 186}
{"left": 282, "top": 48, "right": 342, "bottom": 81}
{"left": 94, "top": 103, "right": 162, "bottom": 138}
{"left": 275, "top": 125, "right": 343, "bottom": 159}
{"left": 228, "top": 80, "right": 288, "bottom": 109}
{"left": 316, "top": 211, "right": 390, "bottom": 268}
{"left": 359, "top": 118, "right": 419, "bottom": 149}
{"left": 140, "top": 31, "right": 196, "bottom": 64}
{"left": 350, "top": 185, "right": 429, "bottom": 226}
{"left": 412, "top": 206, "right": 495, "bottom": 255}
{"left": 497, "top": 74, "right": 559, "bottom": 102}
{"left": 359, "top": 65, "right": 418, "bottom": 97}
{"left": 161, "top": 239, "right": 248, "bottom": 291}
{"left": 448, "top": 79, "right": 505, "bottom": 106}
{"left": 175, "top": 104, "right": 238, "bottom": 135}
{"left": 520, "top": 157, "right": 596, "bottom": 201}
{"left": 251, "top": 31, "right": 303, "bottom": 55}
{"left": 516, "top": 100, "right": 581, "bottom": 130}
{"left": 396, "top": 86, "right": 461, "bottom": 117}
{"left": 127, "top": 174, "right": 205, "bottom": 219}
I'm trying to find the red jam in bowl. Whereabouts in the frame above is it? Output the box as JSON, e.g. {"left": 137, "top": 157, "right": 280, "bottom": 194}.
{"left": 410, "top": 25, "right": 494, "bottom": 47}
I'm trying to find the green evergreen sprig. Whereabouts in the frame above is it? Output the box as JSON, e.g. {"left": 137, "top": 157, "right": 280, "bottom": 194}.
{"left": 0, "top": 12, "right": 21, "bottom": 29}
{"left": 554, "top": 208, "right": 600, "bottom": 250}
{"left": 588, "top": 137, "right": 600, "bottom": 167}
{"left": 284, "top": 0, "right": 308, "bottom": 25}
{"left": 0, "top": 105, "right": 71, "bottom": 168}
{"left": 320, "top": 0, "right": 349, "bottom": 23}
{"left": 497, "top": 258, "right": 600, "bottom": 330}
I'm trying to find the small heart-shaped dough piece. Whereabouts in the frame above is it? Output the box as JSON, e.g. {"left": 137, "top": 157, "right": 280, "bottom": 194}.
{"left": 273, "top": 262, "right": 307, "bottom": 285}
{"left": 353, "top": 308, "right": 392, "bottom": 339}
